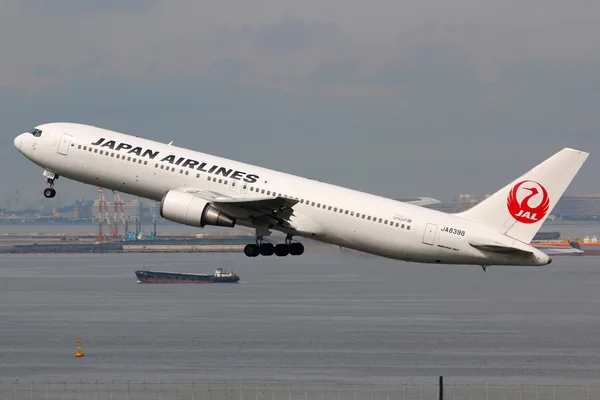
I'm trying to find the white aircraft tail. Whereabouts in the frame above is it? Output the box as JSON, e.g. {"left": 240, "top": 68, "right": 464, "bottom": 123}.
{"left": 455, "top": 148, "right": 589, "bottom": 244}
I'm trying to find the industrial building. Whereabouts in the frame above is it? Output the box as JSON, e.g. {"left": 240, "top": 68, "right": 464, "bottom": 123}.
{"left": 552, "top": 194, "right": 600, "bottom": 220}
{"left": 91, "top": 198, "right": 142, "bottom": 221}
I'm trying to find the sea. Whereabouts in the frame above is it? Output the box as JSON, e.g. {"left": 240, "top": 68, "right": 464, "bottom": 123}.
{"left": 1, "top": 222, "right": 600, "bottom": 387}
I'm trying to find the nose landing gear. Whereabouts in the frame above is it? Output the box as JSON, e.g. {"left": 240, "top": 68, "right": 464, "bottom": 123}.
{"left": 42, "top": 170, "right": 57, "bottom": 199}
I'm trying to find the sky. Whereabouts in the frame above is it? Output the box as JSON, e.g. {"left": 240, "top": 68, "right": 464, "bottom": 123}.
{"left": 1, "top": 0, "right": 599, "bottom": 210}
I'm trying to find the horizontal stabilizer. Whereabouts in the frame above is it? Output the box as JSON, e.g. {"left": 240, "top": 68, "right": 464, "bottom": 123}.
{"left": 532, "top": 240, "right": 584, "bottom": 255}
{"left": 469, "top": 241, "right": 534, "bottom": 255}
{"left": 534, "top": 246, "right": 584, "bottom": 255}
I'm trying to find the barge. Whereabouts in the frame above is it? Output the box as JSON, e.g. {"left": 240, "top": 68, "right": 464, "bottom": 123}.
{"left": 135, "top": 268, "right": 240, "bottom": 283}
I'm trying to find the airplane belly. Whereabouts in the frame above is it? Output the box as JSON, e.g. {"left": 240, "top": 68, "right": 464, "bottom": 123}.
{"left": 318, "top": 217, "right": 409, "bottom": 260}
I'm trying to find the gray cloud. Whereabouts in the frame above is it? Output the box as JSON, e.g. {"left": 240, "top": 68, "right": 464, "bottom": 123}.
{"left": 23, "top": 0, "right": 156, "bottom": 14}
{"left": 247, "top": 17, "right": 337, "bottom": 53}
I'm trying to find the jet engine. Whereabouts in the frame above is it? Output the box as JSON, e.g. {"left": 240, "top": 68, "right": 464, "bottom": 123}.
{"left": 160, "top": 190, "right": 236, "bottom": 228}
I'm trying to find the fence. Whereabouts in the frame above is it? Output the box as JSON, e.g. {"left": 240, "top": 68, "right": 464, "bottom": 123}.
{"left": 1, "top": 380, "right": 600, "bottom": 400}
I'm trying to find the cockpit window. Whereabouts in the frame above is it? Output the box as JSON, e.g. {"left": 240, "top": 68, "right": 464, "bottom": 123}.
{"left": 29, "top": 128, "right": 42, "bottom": 137}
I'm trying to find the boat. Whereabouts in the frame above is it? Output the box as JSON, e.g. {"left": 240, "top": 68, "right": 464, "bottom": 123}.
{"left": 135, "top": 268, "right": 240, "bottom": 283}
{"left": 531, "top": 235, "right": 600, "bottom": 255}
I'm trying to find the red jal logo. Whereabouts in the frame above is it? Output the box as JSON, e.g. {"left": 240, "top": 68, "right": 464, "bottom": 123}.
{"left": 506, "top": 180, "right": 550, "bottom": 224}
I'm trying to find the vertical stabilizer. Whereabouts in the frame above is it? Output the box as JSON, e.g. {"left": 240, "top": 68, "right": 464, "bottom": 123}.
{"left": 455, "top": 148, "right": 589, "bottom": 243}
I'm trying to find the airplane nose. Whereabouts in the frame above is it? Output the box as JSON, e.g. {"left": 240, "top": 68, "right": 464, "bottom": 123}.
{"left": 14, "top": 134, "right": 23, "bottom": 150}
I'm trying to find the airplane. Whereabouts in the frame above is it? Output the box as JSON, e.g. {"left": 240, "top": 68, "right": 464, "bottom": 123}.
{"left": 14, "top": 123, "right": 587, "bottom": 269}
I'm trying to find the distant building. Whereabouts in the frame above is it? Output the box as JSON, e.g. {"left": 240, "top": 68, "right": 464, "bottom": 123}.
{"left": 53, "top": 199, "right": 94, "bottom": 219}
{"left": 425, "top": 193, "right": 491, "bottom": 213}
{"left": 146, "top": 201, "right": 160, "bottom": 217}
{"left": 552, "top": 195, "right": 600, "bottom": 220}
{"left": 92, "top": 199, "right": 142, "bottom": 221}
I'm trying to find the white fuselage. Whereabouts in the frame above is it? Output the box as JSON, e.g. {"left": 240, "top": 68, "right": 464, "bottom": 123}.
{"left": 14, "top": 123, "right": 552, "bottom": 267}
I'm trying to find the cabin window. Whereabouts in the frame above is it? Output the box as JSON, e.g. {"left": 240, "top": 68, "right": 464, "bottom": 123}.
{"left": 196, "top": 173, "right": 200, "bottom": 178}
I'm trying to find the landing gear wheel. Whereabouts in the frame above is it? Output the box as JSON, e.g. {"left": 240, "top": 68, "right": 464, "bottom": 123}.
{"left": 274, "top": 244, "right": 290, "bottom": 257}
{"left": 43, "top": 188, "right": 56, "bottom": 199}
{"left": 259, "top": 243, "right": 274, "bottom": 256}
{"left": 244, "top": 244, "right": 260, "bottom": 257}
{"left": 289, "top": 242, "right": 304, "bottom": 256}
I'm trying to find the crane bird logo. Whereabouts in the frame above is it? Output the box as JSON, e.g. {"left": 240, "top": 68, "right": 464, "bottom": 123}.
{"left": 507, "top": 180, "right": 550, "bottom": 224}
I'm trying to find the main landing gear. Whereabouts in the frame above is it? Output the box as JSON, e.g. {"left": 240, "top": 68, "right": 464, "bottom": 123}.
{"left": 244, "top": 234, "right": 304, "bottom": 257}
{"left": 43, "top": 171, "right": 57, "bottom": 199}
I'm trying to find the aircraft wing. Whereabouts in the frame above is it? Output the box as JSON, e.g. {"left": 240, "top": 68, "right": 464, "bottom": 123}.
{"left": 175, "top": 188, "right": 299, "bottom": 226}
{"left": 395, "top": 197, "right": 441, "bottom": 207}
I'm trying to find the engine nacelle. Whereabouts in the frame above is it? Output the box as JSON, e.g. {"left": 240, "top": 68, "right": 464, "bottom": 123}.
{"left": 160, "top": 190, "right": 236, "bottom": 228}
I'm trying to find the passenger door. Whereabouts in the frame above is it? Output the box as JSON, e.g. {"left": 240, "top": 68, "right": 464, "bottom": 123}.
{"left": 422, "top": 223, "right": 438, "bottom": 246}
{"left": 57, "top": 134, "right": 72, "bottom": 155}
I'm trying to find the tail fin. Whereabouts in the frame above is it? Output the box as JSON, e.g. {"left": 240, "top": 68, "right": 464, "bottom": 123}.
{"left": 455, "top": 148, "right": 589, "bottom": 243}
